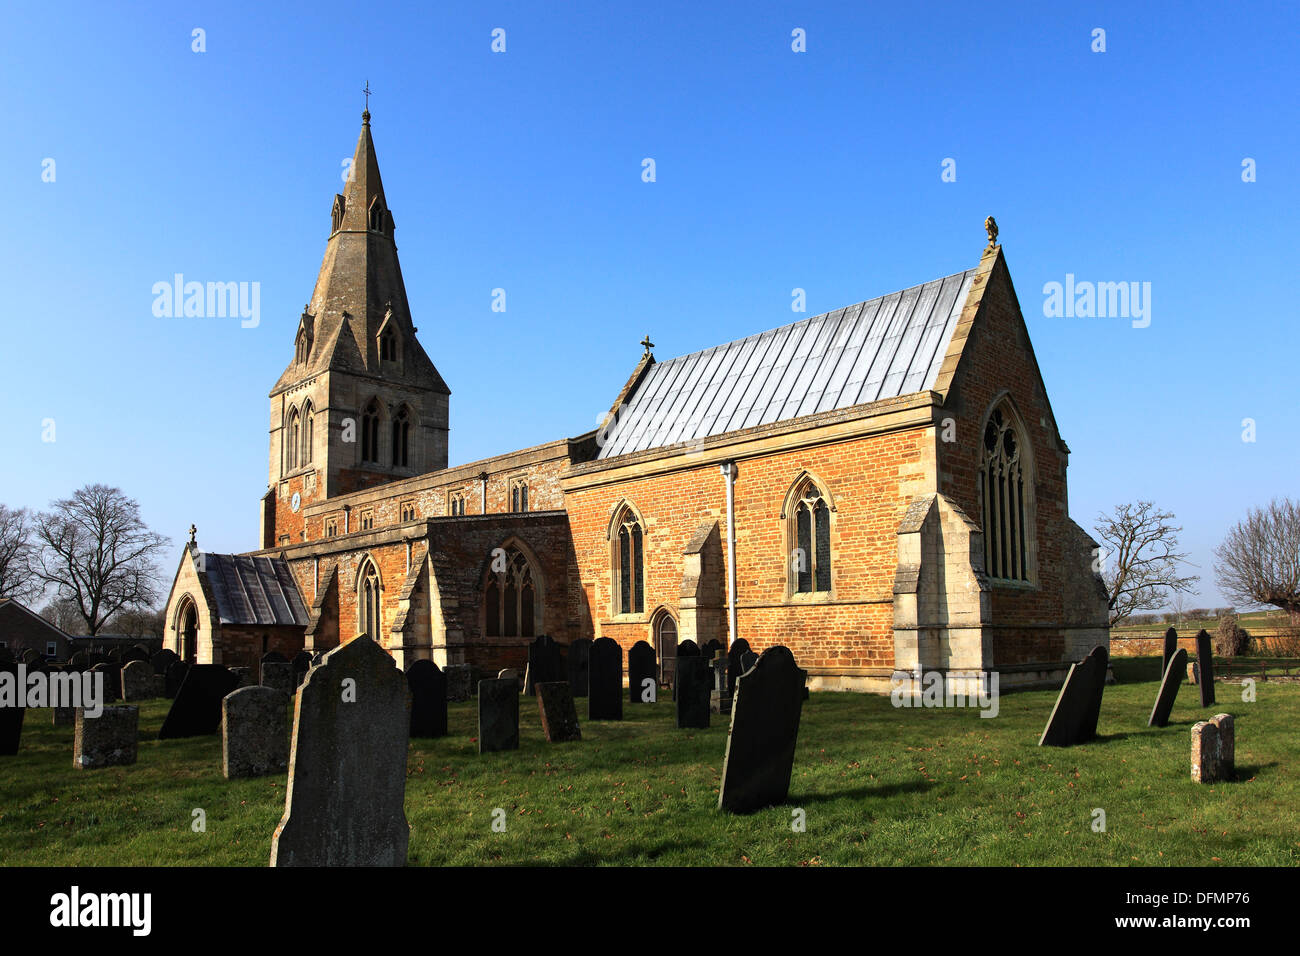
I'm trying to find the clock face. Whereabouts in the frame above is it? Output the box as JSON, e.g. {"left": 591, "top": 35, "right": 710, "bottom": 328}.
{"left": 291, "top": 492, "right": 301, "bottom": 513}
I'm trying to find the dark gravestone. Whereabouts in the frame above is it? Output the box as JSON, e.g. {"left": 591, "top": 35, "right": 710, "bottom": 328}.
{"left": 1161, "top": 627, "right": 1178, "bottom": 676}
{"left": 109, "top": 649, "right": 124, "bottom": 663}
{"left": 223, "top": 686, "right": 289, "bottom": 779}
{"left": 291, "top": 651, "right": 312, "bottom": 687}
{"left": 121, "top": 660, "right": 154, "bottom": 701}
{"left": 536, "top": 682, "right": 582, "bottom": 743}
{"left": 164, "top": 660, "right": 190, "bottom": 698}
{"left": 73, "top": 706, "right": 138, "bottom": 769}
{"left": 406, "top": 660, "right": 448, "bottom": 738}
{"left": 261, "top": 651, "right": 288, "bottom": 664}
{"left": 726, "top": 639, "right": 753, "bottom": 693}
{"left": 159, "top": 664, "right": 241, "bottom": 739}
{"left": 21, "top": 648, "right": 40, "bottom": 665}
{"left": 675, "top": 656, "right": 711, "bottom": 729}
{"left": 589, "top": 637, "right": 624, "bottom": 721}
{"left": 701, "top": 639, "right": 723, "bottom": 661}
{"left": 1148, "top": 647, "right": 1188, "bottom": 728}
{"left": 444, "top": 663, "right": 472, "bottom": 701}
{"left": 628, "top": 640, "right": 657, "bottom": 704}
{"left": 69, "top": 651, "right": 88, "bottom": 669}
{"left": 1195, "top": 630, "right": 1216, "bottom": 707}
{"left": 0, "top": 661, "right": 25, "bottom": 755}
{"left": 718, "top": 646, "right": 808, "bottom": 813}
{"left": 566, "top": 638, "right": 592, "bottom": 698}
{"left": 121, "top": 646, "right": 149, "bottom": 664}
{"left": 150, "top": 648, "right": 179, "bottom": 675}
{"left": 677, "top": 640, "right": 700, "bottom": 658}
{"left": 271, "top": 635, "right": 410, "bottom": 867}
{"left": 478, "top": 678, "right": 519, "bottom": 753}
{"left": 1038, "top": 646, "right": 1109, "bottom": 747}
{"left": 261, "top": 662, "right": 296, "bottom": 696}
{"left": 524, "top": 635, "right": 564, "bottom": 695}
{"left": 93, "top": 663, "right": 122, "bottom": 703}
{"left": 230, "top": 667, "right": 255, "bottom": 689}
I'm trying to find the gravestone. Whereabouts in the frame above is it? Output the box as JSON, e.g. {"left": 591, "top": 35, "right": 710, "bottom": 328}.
{"left": 109, "top": 648, "right": 124, "bottom": 663}
{"left": 271, "top": 635, "right": 410, "bottom": 866}
{"left": 701, "top": 639, "right": 723, "bottom": 661}
{"left": 223, "top": 686, "right": 290, "bottom": 779}
{"left": 1148, "top": 647, "right": 1188, "bottom": 728}
{"left": 230, "top": 666, "right": 255, "bottom": 689}
{"left": 261, "top": 662, "right": 296, "bottom": 697}
{"left": 1161, "top": 627, "right": 1178, "bottom": 675}
{"left": 164, "top": 660, "right": 190, "bottom": 698}
{"left": 0, "top": 661, "right": 24, "bottom": 754}
{"left": 675, "top": 656, "right": 711, "bottom": 729}
{"left": 406, "top": 660, "right": 448, "bottom": 738}
{"left": 536, "top": 682, "right": 582, "bottom": 743}
{"left": 1038, "top": 645, "right": 1109, "bottom": 747}
{"left": 478, "top": 678, "right": 520, "bottom": 753}
{"left": 1195, "top": 630, "right": 1216, "bottom": 706}
{"left": 291, "top": 651, "right": 312, "bottom": 686}
{"left": 21, "top": 648, "right": 40, "bottom": 665}
{"left": 1187, "top": 661, "right": 1200, "bottom": 685}
{"left": 710, "top": 654, "right": 732, "bottom": 714}
{"left": 159, "top": 664, "right": 241, "bottom": 739}
{"left": 677, "top": 640, "right": 700, "bottom": 658}
{"left": 588, "top": 637, "right": 624, "bottom": 721}
{"left": 73, "top": 706, "right": 138, "bottom": 769}
{"left": 69, "top": 651, "right": 88, "bottom": 669}
{"left": 121, "top": 645, "right": 149, "bottom": 664}
{"left": 628, "top": 641, "right": 657, "bottom": 704}
{"left": 150, "top": 648, "right": 179, "bottom": 675}
{"left": 92, "top": 662, "right": 122, "bottom": 703}
{"left": 444, "top": 663, "right": 472, "bottom": 702}
{"left": 261, "top": 651, "right": 288, "bottom": 664}
{"left": 1211, "top": 713, "right": 1234, "bottom": 776}
{"left": 498, "top": 668, "right": 521, "bottom": 689}
{"left": 524, "top": 635, "right": 564, "bottom": 695}
{"left": 718, "top": 646, "right": 808, "bottom": 813}
{"left": 53, "top": 705, "right": 75, "bottom": 727}
{"left": 727, "top": 639, "right": 753, "bottom": 692}
{"left": 1190, "top": 718, "right": 1231, "bottom": 784}
{"left": 566, "top": 638, "right": 592, "bottom": 698}
{"left": 121, "top": 660, "right": 154, "bottom": 701}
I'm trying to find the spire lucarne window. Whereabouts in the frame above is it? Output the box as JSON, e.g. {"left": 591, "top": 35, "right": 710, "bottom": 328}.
{"left": 979, "top": 404, "right": 1031, "bottom": 582}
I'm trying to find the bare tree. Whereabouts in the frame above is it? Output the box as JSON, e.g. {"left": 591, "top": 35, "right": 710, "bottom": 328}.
{"left": 106, "top": 606, "right": 166, "bottom": 640}
{"left": 0, "top": 504, "right": 43, "bottom": 603}
{"left": 1214, "top": 498, "right": 1300, "bottom": 620}
{"left": 40, "top": 597, "right": 87, "bottom": 634}
{"left": 33, "top": 485, "right": 170, "bottom": 636}
{"left": 1095, "top": 501, "right": 1199, "bottom": 626}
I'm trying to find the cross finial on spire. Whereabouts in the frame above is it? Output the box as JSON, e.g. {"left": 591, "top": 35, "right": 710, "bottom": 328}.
{"left": 362, "top": 80, "right": 372, "bottom": 123}
{"left": 640, "top": 334, "right": 654, "bottom": 356}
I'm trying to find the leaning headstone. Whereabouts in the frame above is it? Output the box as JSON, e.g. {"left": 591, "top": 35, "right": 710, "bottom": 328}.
{"left": 675, "top": 656, "right": 711, "bottom": 730}
{"left": 93, "top": 662, "right": 122, "bottom": 703}
{"left": 478, "top": 678, "right": 520, "bottom": 753}
{"left": 1038, "top": 645, "right": 1108, "bottom": 747}
{"left": 73, "top": 706, "right": 138, "bottom": 769}
{"left": 536, "top": 682, "right": 582, "bottom": 743}
{"left": 628, "top": 641, "right": 657, "bottom": 704}
{"left": 524, "top": 635, "right": 564, "bottom": 695}
{"left": 406, "top": 660, "right": 448, "bottom": 738}
{"left": 1195, "top": 630, "right": 1216, "bottom": 706}
{"left": 589, "top": 637, "right": 624, "bottom": 721}
{"left": 223, "top": 686, "right": 289, "bottom": 779}
{"left": 159, "top": 664, "right": 241, "bottom": 739}
{"left": 1191, "top": 720, "right": 1222, "bottom": 783}
{"left": 1161, "top": 627, "right": 1178, "bottom": 675}
{"left": 164, "top": 660, "right": 190, "bottom": 698}
{"left": 0, "top": 662, "right": 25, "bottom": 754}
{"left": 1148, "top": 647, "right": 1188, "bottom": 728}
{"left": 444, "top": 663, "right": 472, "bottom": 702}
{"left": 150, "top": 648, "right": 179, "bottom": 675}
{"left": 718, "top": 646, "right": 808, "bottom": 813}
{"left": 271, "top": 635, "right": 410, "bottom": 866}
{"left": 121, "top": 660, "right": 154, "bottom": 701}
{"left": 261, "top": 662, "right": 295, "bottom": 697}
{"left": 566, "top": 638, "right": 592, "bottom": 697}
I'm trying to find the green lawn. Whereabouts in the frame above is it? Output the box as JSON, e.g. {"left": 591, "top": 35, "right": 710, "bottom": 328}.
{"left": 2, "top": 667, "right": 1296, "bottom": 866}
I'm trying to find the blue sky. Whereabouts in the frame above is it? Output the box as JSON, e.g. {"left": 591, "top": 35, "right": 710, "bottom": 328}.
{"left": 2, "top": 1, "right": 1295, "bottom": 610}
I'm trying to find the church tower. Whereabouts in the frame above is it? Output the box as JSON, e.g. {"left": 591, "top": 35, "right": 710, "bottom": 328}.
{"left": 262, "top": 109, "right": 451, "bottom": 548}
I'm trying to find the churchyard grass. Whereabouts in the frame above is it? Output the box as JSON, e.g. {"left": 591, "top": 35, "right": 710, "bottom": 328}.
{"left": 2, "top": 669, "right": 1297, "bottom": 866}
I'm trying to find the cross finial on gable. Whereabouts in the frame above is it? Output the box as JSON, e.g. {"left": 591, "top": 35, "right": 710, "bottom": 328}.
{"left": 188, "top": 524, "right": 197, "bottom": 547}
{"left": 984, "top": 216, "right": 999, "bottom": 250}
{"left": 640, "top": 334, "right": 654, "bottom": 356}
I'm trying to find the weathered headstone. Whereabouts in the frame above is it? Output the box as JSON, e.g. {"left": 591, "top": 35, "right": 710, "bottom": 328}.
{"left": 677, "top": 640, "right": 700, "bottom": 658}
{"left": 159, "top": 664, "right": 241, "bottom": 739}
{"left": 1212, "top": 713, "right": 1234, "bottom": 776}
{"left": 444, "top": 663, "right": 472, "bottom": 702}
{"left": 566, "top": 638, "right": 592, "bottom": 697}
{"left": 524, "top": 635, "right": 564, "bottom": 695}
{"left": 261, "top": 651, "right": 288, "bottom": 664}
{"left": 536, "top": 682, "right": 582, "bottom": 743}
{"left": 710, "top": 654, "right": 732, "bottom": 714}
{"left": 726, "top": 638, "right": 753, "bottom": 692}
{"left": 1161, "top": 627, "right": 1178, "bottom": 675}
{"left": 1195, "top": 629, "right": 1216, "bottom": 706}
{"left": 164, "top": 660, "right": 190, "bottom": 698}
{"left": 93, "top": 662, "right": 122, "bottom": 703}
{"left": 109, "top": 648, "right": 124, "bottom": 663}
{"left": 497, "top": 667, "right": 521, "bottom": 689}
{"left": 121, "top": 660, "right": 154, "bottom": 701}
{"left": 230, "top": 666, "right": 255, "bottom": 689}
{"left": 589, "top": 637, "right": 624, "bottom": 721}
{"left": 628, "top": 640, "right": 657, "bottom": 704}
{"left": 150, "top": 648, "right": 179, "bottom": 675}
{"left": 1191, "top": 720, "right": 1222, "bottom": 783}
{"left": 122, "top": 645, "right": 150, "bottom": 664}
{"left": 1187, "top": 661, "right": 1200, "bottom": 685}
{"left": 478, "top": 678, "right": 519, "bottom": 753}
{"left": 675, "top": 656, "right": 711, "bottom": 729}
{"left": 223, "top": 686, "right": 289, "bottom": 779}
{"left": 1148, "top": 647, "right": 1188, "bottom": 728}
{"left": 271, "top": 635, "right": 410, "bottom": 866}
{"left": 73, "top": 706, "right": 138, "bottom": 769}
{"left": 1038, "top": 645, "right": 1108, "bottom": 747}
{"left": 0, "top": 661, "right": 25, "bottom": 754}
{"left": 261, "top": 662, "right": 296, "bottom": 697}
{"left": 406, "top": 660, "right": 448, "bottom": 738}
{"left": 718, "top": 646, "right": 808, "bottom": 813}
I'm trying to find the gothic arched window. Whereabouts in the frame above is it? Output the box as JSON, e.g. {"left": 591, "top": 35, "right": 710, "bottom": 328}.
{"left": 295, "top": 332, "right": 309, "bottom": 365}
{"left": 510, "top": 479, "right": 529, "bottom": 513}
{"left": 787, "top": 476, "right": 832, "bottom": 594}
{"left": 302, "top": 401, "right": 314, "bottom": 465}
{"left": 361, "top": 400, "right": 380, "bottom": 464}
{"left": 483, "top": 546, "right": 538, "bottom": 638}
{"left": 358, "top": 558, "right": 382, "bottom": 640}
{"left": 286, "top": 407, "right": 301, "bottom": 472}
{"left": 391, "top": 406, "right": 410, "bottom": 468}
{"left": 380, "top": 329, "right": 396, "bottom": 363}
{"left": 612, "top": 505, "right": 645, "bottom": 615}
{"left": 979, "top": 403, "right": 1032, "bottom": 582}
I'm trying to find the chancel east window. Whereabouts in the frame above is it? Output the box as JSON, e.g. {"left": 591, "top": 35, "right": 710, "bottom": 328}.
{"left": 979, "top": 404, "right": 1031, "bottom": 582}
{"left": 484, "top": 547, "right": 537, "bottom": 638}
{"left": 790, "top": 478, "right": 831, "bottom": 594}
{"left": 612, "top": 506, "right": 645, "bottom": 615}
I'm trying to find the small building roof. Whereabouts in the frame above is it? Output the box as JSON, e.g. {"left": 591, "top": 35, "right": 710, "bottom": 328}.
{"left": 597, "top": 267, "right": 977, "bottom": 459}
{"left": 199, "top": 553, "right": 310, "bottom": 626}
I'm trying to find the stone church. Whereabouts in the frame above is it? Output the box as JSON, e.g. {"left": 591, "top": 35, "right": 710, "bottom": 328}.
{"left": 162, "top": 111, "right": 1109, "bottom": 693}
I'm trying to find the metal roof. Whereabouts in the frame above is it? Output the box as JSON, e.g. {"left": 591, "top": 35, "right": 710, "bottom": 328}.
{"left": 200, "top": 553, "right": 310, "bottom": 627}
{"left": 597, "top": 268, "right": 977, "bottom": 459}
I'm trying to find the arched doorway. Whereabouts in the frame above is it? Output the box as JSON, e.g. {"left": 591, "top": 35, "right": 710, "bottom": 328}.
{"left": 652, "top": 609, "right": 678, "bottom": 684}
{"left": 179, "top": 599, "right": 198, "bottom": 663}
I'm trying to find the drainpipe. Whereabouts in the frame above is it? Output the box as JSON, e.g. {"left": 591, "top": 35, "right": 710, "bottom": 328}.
{"left": 719, "top": 460, "right": 738, "bottom": 647}
{"left": 478, "top": 472, "right": 489, "bottom": 513}
{"left": 343, "top": 504, "right": 351, "bottom": 534}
